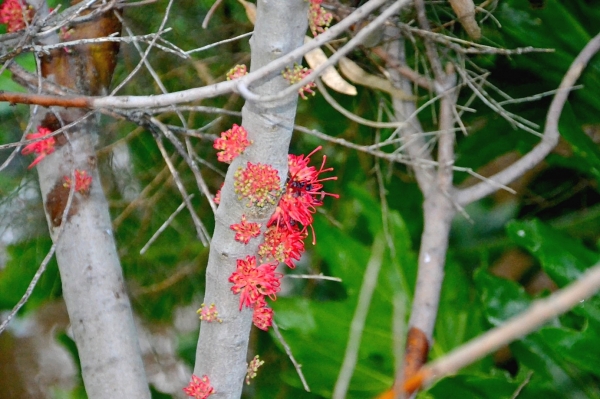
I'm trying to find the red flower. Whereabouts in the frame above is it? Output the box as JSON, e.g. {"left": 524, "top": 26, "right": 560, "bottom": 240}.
{"left": 183, "top": 374, "right": 215, "bottom": 399}
{"left": 231, "top": 215, "right": 262, "bottom": 244}
{"left": 229, "top": 256, "right": 281, "bottom": 310}
{"left": 21, "top": 126, "right": 55, "bottom": 169}
{"left": 258, "top": 224, "right": 306, "bottom": 269}
{"left": 252, "top": 298, "right": 273, "bottom": 331}
{"left": 268, "top": 147, "right": 338, "bottom": 241}
{"left": 213, "top": 124, "right": 251, "bottom": 164}
{"left": 63, "top": 169, "right": 92, "bottom": 194}
{"left": 0, "top": 0, "right": 34, "bottom": 33}
{"left": 234, "top": 162, "right": 281, "bottom": 207}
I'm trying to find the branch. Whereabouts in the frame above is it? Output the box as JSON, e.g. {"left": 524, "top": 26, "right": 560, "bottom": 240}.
{"left": 454, "top": 31, "right": 600, "bottom": 206}
{"left": 403, "top": 261, "right": 600, "bottom": 394}
{"left": 0, "top": 0, "right": 401, "bottom": 109}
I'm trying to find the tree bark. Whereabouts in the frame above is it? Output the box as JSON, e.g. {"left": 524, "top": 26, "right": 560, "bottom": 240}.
{"left": 193, "top": 0, "right": 308, "bottom": 397}
{"left": 33, "top": 4, "right": 150, "bottom": 398}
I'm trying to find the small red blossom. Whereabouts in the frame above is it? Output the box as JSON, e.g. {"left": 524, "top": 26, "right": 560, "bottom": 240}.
{"left": 213, "top": 124, "right": 252, "bottom": 164}
{"left": 214, "top": 183, "right": 224, "bottom": 205}
{"left": 229, "top": 255, "right": 281, "bottom": 310}
{"left": 197, "top": 303, "right": 222, "bottom": 323}
{"left": 234, "top": 162, "right": 281, "bottom": 207}
{"left": 246, "top": 354, "right": 265, "bottom": 384}
{"left": 226, "top": 64, "right": 248, "bottom": 80}
{"left": 259, "top": 224, "right": 306, "bottom": 269}
{"left": 252, "top": 298, "right": 274, "bottom": 331}
{"left": 63, "top": 169, "right": 92, "bottom": 194}
{"left": 0, "top": 0, "right": 34, "bottom": 33}
{"left": 231, "top": 215, "right": 262, "bottom": 244}
{"left": 183, "top": 374, "right": 215, "bottom": 399}
{"left": 282, "top": 64, "right": 317, "bottom": 100}
{"left": 309, "top": 2, "right": 332, "bottom": 36}
{"left": 21, "top": 126, "right": 55, "bottom": 169}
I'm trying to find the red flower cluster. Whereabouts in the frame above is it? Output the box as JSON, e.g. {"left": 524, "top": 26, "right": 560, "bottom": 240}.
{"left": 214, "top": 141, "right": 336, "bottom": 333}
{"left": 308, "top": 0, "right": 332, "bottom": 36}
{"left": 21, "top": 126, "right": 55, "bottom": 169}
{"left": 261, "top": 146, "right": 338, "bottom": 267}
{"left": 213, "top": 124, "right": 251, "bottom": 164}
{"left": 0, "top": 0, "right": 34, "bottom": 33}
{"left": 183, "top": 374, "right": 215, "bottom": 399}
{"left": 282, "top": 64, "right": 316, "bottom": 100}
{"left": 63, "top": 169, "right": 92, "bottom": 194}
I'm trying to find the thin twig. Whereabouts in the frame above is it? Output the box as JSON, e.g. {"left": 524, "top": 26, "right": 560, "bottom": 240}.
{"left": 333, "top": 237, "right": 385, "bottom": 399}
{"left": 272, "top": 320, "right": 310, "bottom": 392}
{"left": 140, "top": 195, "right": 192, "bottom": 254}
{"left": 152, "top": 131, "right": 210, "bottom": 245}
{"left": 0, "top": 171, "right": 76, "bottom": 335}
{"left": 455, "top": 31, "right": 600, "bottom": 206}
{"left": 284, "top": 273, "right": 342, "bottom": 282}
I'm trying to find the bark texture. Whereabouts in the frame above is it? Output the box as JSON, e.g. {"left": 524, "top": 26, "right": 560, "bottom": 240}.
{"left": 34, "top": 4, "right": 150, "bottom": 398}
{"left": 193, "top": 0, "right": 308, "bottom": 397}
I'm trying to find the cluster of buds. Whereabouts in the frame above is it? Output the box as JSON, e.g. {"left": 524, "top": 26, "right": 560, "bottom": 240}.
{"left": 0, "top": 0, "right": 34, "bottom": 33}
{"left": 21, "top": 126, "right": 55, "bottom": 169}
{"left": 226, "top": 64, "right": 248, "bottom": 81}
{"left": 282, "top": 64, "right": 316, "bottom": 100}
{"left": 196, "top": 303, "right": 223, "bottom": 323}
{"left": 63, "top": 169, "right": 92, "bottom": 195}
{"left": 308, "top": 0, "right": 332, "bottom": 36}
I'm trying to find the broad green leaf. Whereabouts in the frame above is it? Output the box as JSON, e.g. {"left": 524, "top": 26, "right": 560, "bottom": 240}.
{"left": 475, "top": 271, "right": 600, "bottom": 398}
{"left": 506, "top": 219, "right": 600, "bottom": 322}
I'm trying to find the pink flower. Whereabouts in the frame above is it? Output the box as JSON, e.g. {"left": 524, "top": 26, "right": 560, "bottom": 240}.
{"left": 282, "top": 64, "right": 317, "bottom": 100}
{"left": 252, "top": 298, "right": 274, "bottom": 331}
{"left": 213, "top": 124, "right": 251, "bottom": 164}
{"left": 231, "top": 215, "right": 262, "bottom": 244}
{"left": 21, "top": 126, "right": 55, "bottom": 169}
{"left": 63, "top": 169, "right": 92, "bottom": 194}
{"left": 268, "top": 147, "right": 338, "bottom": 241}
{"left": 226, "top": 64, "right": 248, "bottom": 80}
{"left": 259, "top": 224, "right": 306, "bottom": 269}
{"left": 196, "top": 303, "right": 222, "bottom": 323}
{"left": 229, "top": 255, "right": 281, "bottom": 310}
{"left": 0, "top": 0, "right": 34, "bottom": 33}
{"left": 309, "top": 2, "right": 332, "bottom": 36}
{"left": 183, "top": 374, "right": 215, "bottom": 399}
{"left": 234, "top": 162, "right": 281, "bottom": 207}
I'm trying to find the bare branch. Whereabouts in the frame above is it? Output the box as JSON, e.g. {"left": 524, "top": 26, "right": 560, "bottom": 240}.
{"left": 455, "top": 31, "right": 600, "bottom": 206}
{"left": 405, "top": 261, "right": 600, "bottom": 394}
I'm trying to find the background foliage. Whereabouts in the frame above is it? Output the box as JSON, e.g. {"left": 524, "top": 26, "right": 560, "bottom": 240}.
{"left": 1, "top": 0, "right": 599, "bottom": 398}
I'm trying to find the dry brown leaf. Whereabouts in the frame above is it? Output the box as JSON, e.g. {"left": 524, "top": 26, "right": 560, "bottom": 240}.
{"left": 304, "top": 37, "right": 357, "bottom": 96}
{"left": 237, "top": 0, "right": 256, "bottom": 24}
{"left": 338, "top": 57, "right": 415, "bottom": 100}
{"left": 449, "top": 0, "right": 481, "bottom": 40}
